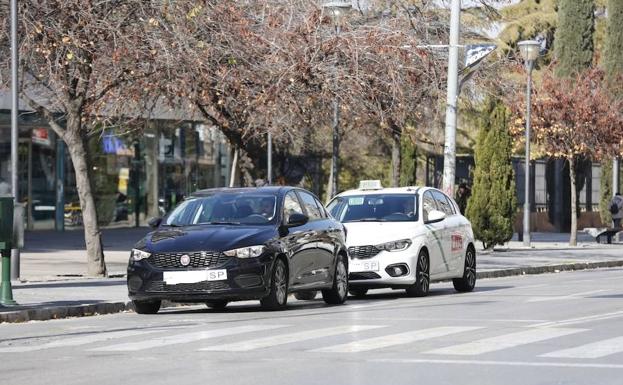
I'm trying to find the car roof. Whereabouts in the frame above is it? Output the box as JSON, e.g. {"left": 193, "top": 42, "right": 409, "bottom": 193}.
{"left": 336, "top": 186, "right": 428, "bottom": 197}
{"left": 192, "top": 186, "right": 289, "bottom": 197}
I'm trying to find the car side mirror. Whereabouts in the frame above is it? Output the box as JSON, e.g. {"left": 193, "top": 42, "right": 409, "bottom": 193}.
{"left": 425, "top": 210, "right": 446, "bottom": 224}
{"left": 148, "top": 217, "right": 163, "bottom": 229}
{"left": 286, "top": 213, "right": 309, "bottom": 228}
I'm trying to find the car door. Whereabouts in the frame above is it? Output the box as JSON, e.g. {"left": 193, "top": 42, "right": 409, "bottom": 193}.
{"left": 295, "top": 190, "right": 332, "bottom": 287}
{"left": 432, "top": 190, "right": 463, "bottom": 274}
{"left": 281, "top": 191, "right": 317, "bottom": 289}
{"left": 422, "top": 190, "right": 448, "bottom": 278}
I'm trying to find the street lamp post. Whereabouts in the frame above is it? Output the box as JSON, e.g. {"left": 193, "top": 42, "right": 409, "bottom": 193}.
{"left": 322, "top": 1, "right": 351, "bottom": 198}
{"left": 441, "top": 0, "right": 461, "bottom": 197}
{"left": 518, "top": 40, "right": 540, "bottom": 247}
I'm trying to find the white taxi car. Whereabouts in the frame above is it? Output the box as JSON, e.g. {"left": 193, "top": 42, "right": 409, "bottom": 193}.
{"left": 327, "top": 181, "right": 476, "bottom": 297}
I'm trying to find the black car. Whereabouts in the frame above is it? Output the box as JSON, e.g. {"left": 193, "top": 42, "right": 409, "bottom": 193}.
{"left": 127, "top": 186, "right": 349, "bottom": 313}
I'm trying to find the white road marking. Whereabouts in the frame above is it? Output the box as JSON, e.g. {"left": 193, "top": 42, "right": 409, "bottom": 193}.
{"left": 199, "top": 325, "right": 385, "bottom": 352}
{"left": 0, "top": 329, "right": 161, "bottom": 353}
{"left": 425, "top": 327, "right": 586, "bottom": 356}
{"left": 541, "top": 336, "right": 623, "bottom": 359}
{"left": 316, "top": 317, "right": 548, "bottom": 323}
{"left": 311, "top": 326, "right": 482, "bottom": 353}
{"left": 530, "top": 310, "right": 623, "bottom": 328}
{"left": 90, "top": 324, "right": 288, "bottom": 352}
{"left": 526, "top": 289, "right": 609, "bottom": 303}
{"left": 370, "top": 358, "right": 623, "bottom": 370}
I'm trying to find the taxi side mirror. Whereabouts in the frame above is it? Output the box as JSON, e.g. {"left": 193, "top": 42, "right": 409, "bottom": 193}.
{"left": 425, "top": 209, "right": 446, "bottom": 224}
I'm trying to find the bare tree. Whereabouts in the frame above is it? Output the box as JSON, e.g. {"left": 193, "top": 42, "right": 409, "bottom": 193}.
{"left": 510, "top": 67, "right": 623, "bottom": 245}
{"left": 0, "top": 1, "right": 164, "bottom": 275}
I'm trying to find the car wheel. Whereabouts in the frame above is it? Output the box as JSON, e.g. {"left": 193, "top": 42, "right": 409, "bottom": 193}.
{"left": 322, "top": 256, "right": 348, "bottom": 305}
{"left": 132, "top": 299, "right": 161, "bottom": 314}
{"left": 260, "top": 258, "right": 288, "bottom": 310}
{"left": 349, "top": 288, "right": 368, "bottom": 298}
{"left": 205, "top": 300, "right": 229, "bottom": 310}
{"left": 453, "top": 245, "right": 476, "bottom": 292}
{"left": 405, "top": 250, "right": 430, "bottom": 297}
{"left": 294, "top": 291, "right": 317, "bottom": 300}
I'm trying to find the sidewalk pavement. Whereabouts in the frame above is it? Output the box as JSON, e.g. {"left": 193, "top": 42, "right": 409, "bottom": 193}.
{"left": 1, "top": 228, "right": 622, "bottom": 323}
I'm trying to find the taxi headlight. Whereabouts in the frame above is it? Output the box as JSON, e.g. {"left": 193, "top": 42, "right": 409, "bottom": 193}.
{"left": 377, "top": 239, "right": 412, "bottom": 252}
{"left": 131, "top": 249, "right": 151, "bottom": 261}
{"left": 224, "top": 245, "right": 266, "bottom": 259}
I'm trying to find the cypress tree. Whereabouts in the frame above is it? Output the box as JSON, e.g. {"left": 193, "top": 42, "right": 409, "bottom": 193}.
{"left": 554, "top": 0, "right": 595, "bottom": 78}
{"left": 466, "top": 100, "right": 518, "bottom": 249}
{"left": 605, "top": 0, "right": 623, "bottom": 90}
{"left": 600, "top": 160, "right": 613, "bottom": 225}
{"left": 601, "top": 0, "right": 623, "bottom": 222}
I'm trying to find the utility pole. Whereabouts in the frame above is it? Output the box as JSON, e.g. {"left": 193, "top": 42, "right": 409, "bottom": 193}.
{"left": 615, "top": 158, "right": 620, "bottom": 196}
{"left": 441, "top": 0, "right": 461, "bottom": 197}
{"left": 267, "top": 131, "right": 272, "bottom": 185}
{"left": 10, "top": 0, "right": 20, "bottom": 282}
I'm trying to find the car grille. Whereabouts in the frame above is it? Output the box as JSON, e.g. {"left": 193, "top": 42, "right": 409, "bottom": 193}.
{"left": 348, "top": 245, "right": 381, "bottom": 259}
{"left": 349, "top": 272, "right": 382, "bottom": 280}
{"left": 144, "top": 281, "right": 229, "bottom": 293}
{"left": 147, "top": 252, "right": 229, "bottom": 269}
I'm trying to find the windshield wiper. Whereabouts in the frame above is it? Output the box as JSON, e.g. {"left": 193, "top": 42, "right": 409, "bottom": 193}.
{"left": 348, "top": 218, "right": 386, "bottom": 222}
{"left": 203, "top": 221, "right": 241, "bottom": 225}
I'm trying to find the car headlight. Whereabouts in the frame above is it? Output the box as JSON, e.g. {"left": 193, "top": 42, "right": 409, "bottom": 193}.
{"left": 131, "top": 249, "right": 151, "bottom": 261}
{"left": 224, "top": 245, "right": 266, "bottom": 259}
{"left": 376, "top": 239, "right": 412, "bottom": 252}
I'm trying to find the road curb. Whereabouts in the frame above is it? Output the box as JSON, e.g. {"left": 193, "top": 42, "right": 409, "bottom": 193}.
{"left": 477, "top": 260, "right": 623, "bottom": 279}
{"left": 2, "top": 261, "right": 622, "bottom": 324}
{"left": 0, "top": 300, "right": 188, "bottom": 324}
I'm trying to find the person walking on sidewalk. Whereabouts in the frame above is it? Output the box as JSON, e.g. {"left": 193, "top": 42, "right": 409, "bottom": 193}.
{"left": 611, "top": 192, "right": 623, "bottom": 228}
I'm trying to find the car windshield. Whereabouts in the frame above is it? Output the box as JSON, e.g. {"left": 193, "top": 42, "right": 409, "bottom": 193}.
{"left": 164, "top": 193, "right": 278, "bottom": 226}
{"left": 327, "top": 194, "right": 418, "bottom": 223}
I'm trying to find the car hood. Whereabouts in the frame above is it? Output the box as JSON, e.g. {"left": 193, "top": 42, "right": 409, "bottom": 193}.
{"left": 343, "top": 221, "right": 425, "bottom": 247}
{"left": 136, "top": 225, "right": 278, "bottom": 253}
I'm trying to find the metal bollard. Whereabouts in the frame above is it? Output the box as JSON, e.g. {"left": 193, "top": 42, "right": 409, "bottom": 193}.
{"left": 0, "top": 196, "right": 16, "bottom": 305}
{"left": 11, "top": 202, "right": 24, "bottom": 281}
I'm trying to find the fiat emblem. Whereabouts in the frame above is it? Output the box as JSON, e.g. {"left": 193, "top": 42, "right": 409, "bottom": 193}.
{"left": 180, "top": 254, "right": 191, "bottom": 266}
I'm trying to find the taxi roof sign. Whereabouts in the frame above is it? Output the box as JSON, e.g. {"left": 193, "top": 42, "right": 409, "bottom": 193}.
{"left": 358, "top": 180, "right": 383, "bottom": 190}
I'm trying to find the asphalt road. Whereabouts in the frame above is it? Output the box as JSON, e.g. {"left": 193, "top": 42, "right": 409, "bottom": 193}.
{"left": 1, "top": 268, "right": 622, "bottom": 385}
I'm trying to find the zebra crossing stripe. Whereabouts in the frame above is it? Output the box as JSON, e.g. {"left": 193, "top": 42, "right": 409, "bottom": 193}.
{"left": 199, "top": 325, "right": 385, "bottom": 352}
{"left": 425, "top": 327, "right": 586, "bottom": 356}
{"left": 310, "top": 326, "right": 483, "bottom": 353}
{"left": 90, "top": 324, "right": 288, "bottom": 352}
{"left": 0, "top": 329, "right": 162, "bottom": 353}
{"left": 541, "top": 336, "right": 623, "bottom": 359}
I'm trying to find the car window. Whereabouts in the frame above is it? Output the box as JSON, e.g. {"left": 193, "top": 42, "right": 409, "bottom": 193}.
{"left": 422, "top": 191, "right": 438, "bottom": 222}
{"left": 432, "top": 190, "right": 455, "bottom": 216}
{"left": 297, "top": 191, "right": 323, "bottom": 220}
{"left": 313, "top": 197, "right": 328, "bottom": 218}
{"left": 283, "top": 191, "right": 304, "bottom": 222}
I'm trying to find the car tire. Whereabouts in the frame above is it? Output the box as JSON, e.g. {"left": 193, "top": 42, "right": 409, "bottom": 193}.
{"left": 260, "top": 258, "right": 289, "bottom": 310}
{"left": 405, "top": 250, "right": 430, "bottom": 297}
{"left": 348, "top": 288, "right": 368, "bottom": 298}
{"left": 205, "top": 300, "right": 229, "bottom": 310}
{"left": 322, "top": 256, "right": 348, "bottom": 305}
{"left": 294, "top": 291, "right": 317, "bottom": 301}
{"left": 133, "top": 299, "right": 161, "bottom": 314}
{"left": 453, "top": 245, "right": 476, "bottom": 292}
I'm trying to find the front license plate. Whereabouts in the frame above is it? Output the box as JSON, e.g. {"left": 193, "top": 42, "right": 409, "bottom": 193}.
{"left": 350, "top": 260, "right": 380, "bottom": 273}
{"left": 163, "top": 270, "right": 228, "bottom": 285}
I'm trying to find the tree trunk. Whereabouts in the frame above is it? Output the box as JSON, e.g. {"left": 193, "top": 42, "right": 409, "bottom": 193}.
{"left": 391, "top": 123, "right": 402, "bottom": 187}
{"left": 569, "top": 157, "right": 578, "bottom": 246}
{"left": 64, "top": 118, "right": 107, "bottom": 276}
